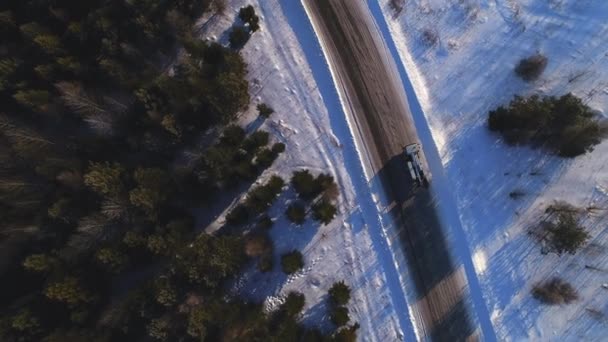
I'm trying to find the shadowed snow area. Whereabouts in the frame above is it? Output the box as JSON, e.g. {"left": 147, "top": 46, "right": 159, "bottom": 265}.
{"left": 378, "top": 0, "right": 608, "bottom": 340}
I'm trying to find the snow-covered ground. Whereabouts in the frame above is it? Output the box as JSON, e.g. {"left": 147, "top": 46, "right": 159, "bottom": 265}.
{"left": 196, "top": 1, "right": 417, "bottom": 340}
{"left": 378, "top": 0, "right": 608, "bottom": 340}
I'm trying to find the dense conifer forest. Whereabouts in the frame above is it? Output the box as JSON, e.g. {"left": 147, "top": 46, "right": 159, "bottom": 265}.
{"left": 0, "top": 1, "right": 351, "bottom": 341}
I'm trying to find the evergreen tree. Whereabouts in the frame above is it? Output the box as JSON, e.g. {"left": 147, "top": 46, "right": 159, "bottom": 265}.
{"left": 96, "top": 248, "right": 128, "bottom": 273}
{"left": 312, "top": 200, "right": 338, "bottom": 225}
{"left": 84, "top": 162, "right": 126, "bottom": 197}
{"left": 281, "top": 250, "right": 304, "bottom": 274}
{"left": 329, "top": 281, "right": 351, "bottom": 306}
{"left": 23, "top": 253, "right": 57, "bottom": 273}
{"left": 129, "top": 168, "right": 171, "bottom": 213}
{"left": 45, "top": 277, "right": 96, "bottom": 306}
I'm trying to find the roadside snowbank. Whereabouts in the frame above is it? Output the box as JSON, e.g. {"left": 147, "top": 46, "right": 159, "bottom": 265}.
{"left": 378, "top": 0, "right": 608, "bottom": 340}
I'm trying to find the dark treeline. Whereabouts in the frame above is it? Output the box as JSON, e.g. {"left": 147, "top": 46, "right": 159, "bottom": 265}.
{"left": 0, "top": 1, "right": 352, "bottom": 341}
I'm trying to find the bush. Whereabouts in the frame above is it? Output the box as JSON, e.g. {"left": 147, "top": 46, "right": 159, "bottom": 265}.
{"left": 312, "top": 200, "right": 337, "bottom": 225}
{"left": 282, "top": 291, "right": 305, "bottom": 317}
{"left": 488, "top": 94, "right": 605, "bottom": 157}
{"left": 329, "top": 281, "right": 351, "bottom": 306}
{"left": 546, "top": 212, "right": 590, "bottom": 255}
{"left": 229, "top": 26, "right": 250, "bottom": 48}
{"left": 257, "top": 103, "right": 274, "bottom": 118}
{"left": 532, "top": 278, "right": 578, "bottom": 305}
{"left": 286, "top": 202, "right": 306, "bottom": 225}
{"left": 281, "top": 250, "right": 304, "bottom": 274}
{"left": 515, "top": 54, "right": 548, "bottom": 81}
{"left": 421, "top": 29, "right": 438, "bottom": 46}
{"left": 330, "top": 306, "right": 350, "bottom": 327}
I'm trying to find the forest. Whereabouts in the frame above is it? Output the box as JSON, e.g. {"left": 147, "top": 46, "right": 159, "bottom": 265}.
{"left": 0, "top": 1, "right": 350, "bottom": 341}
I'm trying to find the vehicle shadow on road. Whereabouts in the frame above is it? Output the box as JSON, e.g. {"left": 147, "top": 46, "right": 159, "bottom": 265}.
{"left": 371, "top": 153, "right": 478, "bottom": 341}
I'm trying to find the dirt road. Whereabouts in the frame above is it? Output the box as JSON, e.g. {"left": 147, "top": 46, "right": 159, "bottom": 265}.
{"left": 303, "top": 0, "right": 480, "bottom": 340}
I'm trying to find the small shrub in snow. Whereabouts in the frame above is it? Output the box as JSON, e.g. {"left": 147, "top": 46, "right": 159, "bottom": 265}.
{"left": 546, "top": 212, "right": 590, "bottom": 255}
{"left": 421, "top": 29, "right": 438, "bottom": 46}
{"left": 329, "top": 281, "right": 351, "bottom": 306}
{"left": 532, "top": 278, "right": 578, "bottom": 305}
{"left": 330, "top": 306, "right": 350, "bottom": 327}
{"left": 312, "top": 199, "right": 337, "bottom": 225}
{"left": 286, "top": 202, "right": 306, "bottom": 225}
{"left": 515, "top": 54, "right": 548, "bottom": 81}
{"left": 257, "top": 103, "right": 274, "bottom": 118}
{"left": 509, "top": 189, "right": 525, "bottom": 199}
{"left": 488, "top": 93, "right": 606, "bottom": 157}
{"left": 281, "top": 250, "right": 303, "bottom": 274}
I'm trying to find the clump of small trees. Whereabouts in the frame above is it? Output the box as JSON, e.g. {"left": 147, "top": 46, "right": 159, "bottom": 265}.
{"left": 515, "top": 54, "right": 548, "bottom": 81}
{"left": 286, "top": 170, "right": 339, "bottom": 225}
{"left": 488, "top": 93, "right": 606, "bottom": 157}
{"left": 230, "top": 5, "right": 260, "bottom": 48}
{"left": 226, "top": 175, "right": 285, "bottom": 225}
{"left": 327, "top": 280, "right": 358, "bottom": 334}
{"left": 532, "top": 278, "right": 578, "bottom": 305}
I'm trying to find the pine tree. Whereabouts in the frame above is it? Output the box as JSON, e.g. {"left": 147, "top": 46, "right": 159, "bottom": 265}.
{"left": 84, "top": 162, "right": 126, "bottom": 197}
{"left": 129, "top": 168, "right": 170, "bottom": 213}
{"left": 45, "top": 277, "right": 96, "bottom": 306}
{"left": 23, "top": 253, "right": 57, "bottom": 273}
{"left": 328, "top": 281, "right": 351, "bottom": 306}
{"left": 96, "top": 248, "right": 128, "bottom": 273}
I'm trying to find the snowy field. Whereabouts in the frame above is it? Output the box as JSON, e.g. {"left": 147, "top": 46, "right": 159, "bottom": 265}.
{"left": 195, "top": 1, "right": 416, "bottom": 340}
{"left": 377, "top": 0, "right": 608, "bottom": 340}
